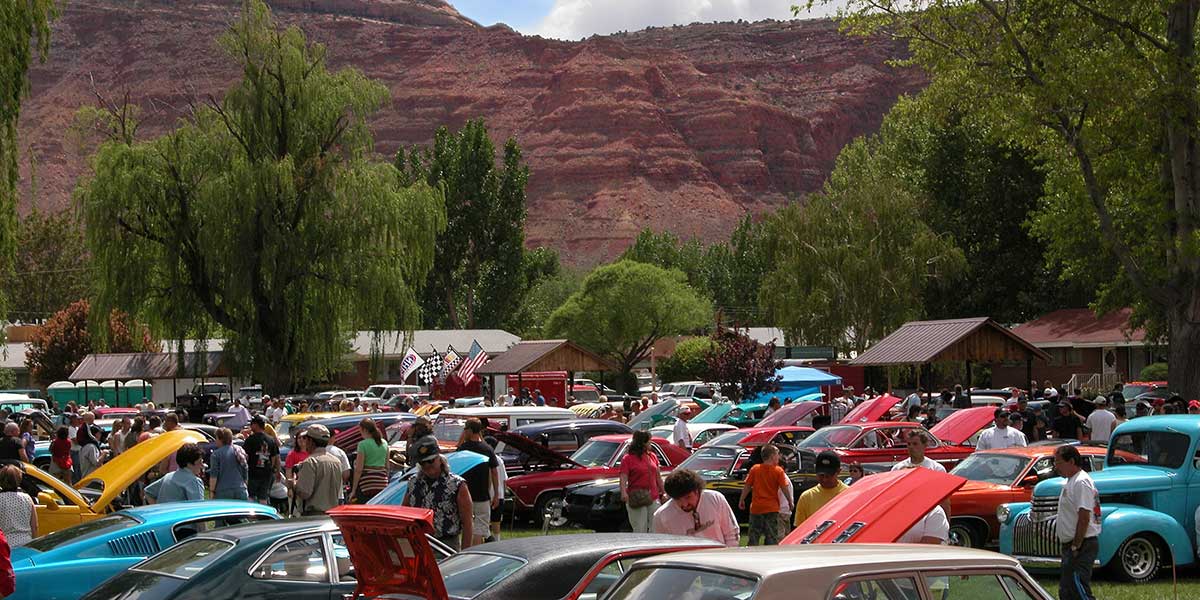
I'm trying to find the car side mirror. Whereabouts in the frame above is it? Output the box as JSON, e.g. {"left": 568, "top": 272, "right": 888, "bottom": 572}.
{"left": 1020, "top": 474, "right": 1039, "bottom": 487}
{"left": 37, "top": 492, "right": 59, "bottom": 509}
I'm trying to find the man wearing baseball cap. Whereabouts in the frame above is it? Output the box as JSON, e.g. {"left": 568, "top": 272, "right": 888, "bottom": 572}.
{"left": 1085, "top": 396, "right": 1117, "bottom": 443}
{"left": 793, "top": 450, "right": 848, "bottom": 526}
{"left": 977, "top": 409, "right": 1027, "bottom": 450}
{"left": 402, "top": 436, "right": 474, "bottom": 549}
{"left": 292, "top": 424, "right": 342, "bottom": 515}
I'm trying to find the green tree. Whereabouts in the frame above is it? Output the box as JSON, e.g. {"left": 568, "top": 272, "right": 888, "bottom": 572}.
{"left": 1, "top": 0, "right": 57, "bottom": 335}
{"left": 75, "top": 1, "right": 445, "bottom": 393}
{"left": 396, "top": 119, "right": 545, "bottom": 330}
{"left": 546, "top": 260, "right": 712, "bottom": 392}
{"left": 25, "top": 299, "right": 157, "bottom": 385}
{"left": 657, "top": 337, "right": 716, "bottom": 383}
{"left": 1, "top": 208, "right": 90, "bottom": 322}
{"left": 760, "top": 138, "right": 966, "bottom": 354}
{"left": 796, "top": 0, "right": 1200, "bottom": 401}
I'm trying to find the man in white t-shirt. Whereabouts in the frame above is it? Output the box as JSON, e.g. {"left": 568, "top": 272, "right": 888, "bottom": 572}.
{"left": 1054, "top": 445, "right": 1100, "bottom": 600}
{"left": 226, "top": 398, "right": 252, "bottom": 432}
{"left": 898, "top": 504, "right": 949, "bottom": 544}
{"left": 976, "top": 409, "right": 1027, "bottom": 450}
{"left": 654, "top": 469, "right": 740, "bottom": 546}
{"left": 1084, "top": 396, "right": 1116, "bottom": 443}
{"left": 672, "top": 416, "right": 692, "bottom": 450}
{"left": 891, "top": 430, "right": 947, "bottom": 473}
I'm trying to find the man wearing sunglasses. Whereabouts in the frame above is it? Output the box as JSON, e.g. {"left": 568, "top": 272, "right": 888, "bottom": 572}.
{"left": 653, "top": 469, "right": 740, "bottom": 547}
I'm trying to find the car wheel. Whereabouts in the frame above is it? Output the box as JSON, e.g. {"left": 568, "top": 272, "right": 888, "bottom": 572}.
{"left": 533, "top": 493, "right": 562, "bottom": 526}
{"left": 1113, "top": 535, "right": 1162, "bottom": 583}
{"left": 947, "top": 520, "right": 982, "bottom": 549}
{"left": 33, "top": 457, "right": 51, "bottom": 471}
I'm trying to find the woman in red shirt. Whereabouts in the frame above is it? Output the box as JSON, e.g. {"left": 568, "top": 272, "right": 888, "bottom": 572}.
{"left": 619, "top": 431, "right": 663, "bottom": 533}
{"left": 49, "top": 427, "right": 73, "bottom": 485}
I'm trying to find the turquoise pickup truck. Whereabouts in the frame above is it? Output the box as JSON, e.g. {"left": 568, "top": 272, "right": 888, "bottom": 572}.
{"left": 998, "top": 415, "right": 1200, "bottom": 582}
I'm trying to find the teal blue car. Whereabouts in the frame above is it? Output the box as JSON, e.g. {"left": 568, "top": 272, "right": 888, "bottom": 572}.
{"left": 9, "top": 501, "right": 280, "bottom": 600}
{"left": 998, "top": 415, "right": 1200, "bottom": 583}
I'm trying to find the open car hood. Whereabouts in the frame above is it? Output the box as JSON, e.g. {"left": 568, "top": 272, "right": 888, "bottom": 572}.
{"left": 929, "top": 406, "right": 996, "bottom": 446}
{"left": 841, "top": 395, "right": 903, "bottom": 424}
{"left": 628, "top": 398, "right": 678, "bottom": 430}
{"left": 492, "top": 430, "right": 582, "bottom": 468}
{"left": 77, "top": 429, "right": 207, "bottom": 513}
{"left": 782, "top": 468, "right": 966, "bottom": 544}
{"left": 328, "top": 505, "right": 449, "bottom": 600}
{"left": 758, "top": 401, "right": 823, "bottom": 428}
{"left": 689, "top": 402, "right": 733, "bottom": 424}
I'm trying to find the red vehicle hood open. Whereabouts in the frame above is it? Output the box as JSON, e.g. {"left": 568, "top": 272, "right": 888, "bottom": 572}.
{"left": 930, "top": 406, "right": 996, "bottom": 446}
{"left": 841, "top": 395, "right": 903, "bottom": 424}
{"left": 493, "top": 430, "right": 583, "bottom": 469}
{"left": 757, "top": 401, "right": 823, "bottom": 428}
{"left": 327, "top": 505, "right": 449, "bottom": 600}
{"left": 782, "top": 468, "right": 966, "bottom": 544}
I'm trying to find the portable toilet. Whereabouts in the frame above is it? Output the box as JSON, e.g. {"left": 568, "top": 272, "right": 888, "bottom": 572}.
{"left": 75, "top": 380, "right": 102, "bottom": 405}
{"left": 120, "top": 379, "right": 152, "bottom": 406}
{"left": 47, "top": 381, "right": 76, "bottom": 410}
{"left": 99, "top": 380, "right": 119, "bottom": 406}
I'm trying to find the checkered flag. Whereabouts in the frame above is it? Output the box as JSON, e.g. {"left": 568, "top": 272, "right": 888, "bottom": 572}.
{"left": 440, "top": 347, "right": 462, "bottom": 383}
{"left": 417, "top": 351, "right": 443, "bottom": 384}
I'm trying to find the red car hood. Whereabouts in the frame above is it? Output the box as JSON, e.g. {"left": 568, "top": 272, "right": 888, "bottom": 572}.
{"left": 493, "top": 430, "right": 583, "bottom": 469}
{"left": 841, "top": 395, "right": 902, "bottom": 424}
{"left": 955, "top": 479, "right": 1011, "bottom": 494}
{"left": 929, "top": 406, "right": 996, "bottom": 446}
{"left": 782, "top": 468, "right": 966, "bottom": 544}
{"left": 757, "top": 401, "right": 823, "bottom": 428}
{"left": 327, "top": 505, "right": 448, "bottom": 600}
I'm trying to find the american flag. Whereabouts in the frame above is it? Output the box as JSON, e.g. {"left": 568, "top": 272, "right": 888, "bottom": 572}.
{"left": 455, "top": 340, "right": 488, "bottom": 385}
{"left": 417, "top": 350, "right": 443, "bottom": 385}
{"left": 440, "top": 347, "right": 461, "bottom": 382}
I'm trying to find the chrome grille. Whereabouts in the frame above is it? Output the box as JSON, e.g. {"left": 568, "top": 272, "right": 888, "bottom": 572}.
{"left": 107, "top": 531, "right": 160, "bottom": 556}
{"left": 1012, "top": 512, "right": 1059, "bottom": 558}
{"left": 1031, "top": 495, "right": 1058, "bottom": 521}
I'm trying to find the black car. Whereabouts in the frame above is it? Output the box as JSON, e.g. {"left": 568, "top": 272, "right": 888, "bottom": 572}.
{"left": 80, "top": 517, "right": 454, "bottom": 600}
{"left": 560, "top": 444, "right": 817, "bottom": 531}
{"left": 497, "top": 419, "right": 633, "bottom": 474}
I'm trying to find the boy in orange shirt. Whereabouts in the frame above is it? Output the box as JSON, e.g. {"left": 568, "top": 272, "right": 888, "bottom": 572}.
{"left": 738, "top": 444, "right": 790, "bottom": 545}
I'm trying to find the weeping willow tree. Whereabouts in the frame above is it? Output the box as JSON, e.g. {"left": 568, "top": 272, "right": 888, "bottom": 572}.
{"left": 75, "top": 0, "right": 445, "bottom": 392}
{"left": 1, "top": 0, "right": 57, "bottom": 330}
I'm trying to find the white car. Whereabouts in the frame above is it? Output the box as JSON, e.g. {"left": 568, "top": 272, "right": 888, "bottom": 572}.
{"left": 649, "top": 422, "right": 738, "bottom": 447}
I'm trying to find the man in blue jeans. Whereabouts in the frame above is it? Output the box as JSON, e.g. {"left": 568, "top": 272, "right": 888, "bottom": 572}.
{"left": 1054, "top": 445, "right": 1099, "bottom": 600}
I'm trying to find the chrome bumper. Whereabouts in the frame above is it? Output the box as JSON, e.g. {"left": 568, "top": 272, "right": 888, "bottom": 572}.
{"left": 1013, "top": 555, "right": 1102, "bottom": 569}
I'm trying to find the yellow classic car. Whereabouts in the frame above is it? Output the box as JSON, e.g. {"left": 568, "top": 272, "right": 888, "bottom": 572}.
{"left": 275, "top": 411, "right": 357, "bottom": 445}
{"left": 25, "top": 429, "right": 207, "bottom": 534}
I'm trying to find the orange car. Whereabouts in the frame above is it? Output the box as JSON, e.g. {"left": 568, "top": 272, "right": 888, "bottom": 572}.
{"left": 947, "top": 444, "right": 1110, "bottom": 548}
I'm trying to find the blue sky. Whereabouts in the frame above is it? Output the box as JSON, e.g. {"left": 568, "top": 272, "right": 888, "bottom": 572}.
{"left": 448, "top": 1, "right": 845, "bottom": 40}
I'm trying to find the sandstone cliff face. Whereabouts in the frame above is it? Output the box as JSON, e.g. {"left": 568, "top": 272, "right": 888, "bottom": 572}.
{"left": 17, "top": 1, "right": 924, "bottom": 266}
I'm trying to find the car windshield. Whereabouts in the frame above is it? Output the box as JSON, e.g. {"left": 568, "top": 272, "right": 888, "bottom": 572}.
{"left": 365, "top": 386, "right": 385, "bottom": 398}
{"left": 677, "top": 446, "right": 741, "bottom": 479}
{"left": 606, "top": 566, "right": 757, "bottom": 600}
{"left": 24, "top": 514, "right": 139, "bottom": 552}
{"left": 950, "top": 453, "right": 1032, "bottom": 485}
{"left": 706, "top": 431, "right": 749, "bottom": 447}
{"left": 134, "top": 538, "right": 235, "bottom": 580}
{"left": 440, "top": 552, "right": 526, "bottom": 600}
{"left": 1108, "top": 430, "right": 1191, "bottom": 468}
{"left": 276, "top": 421, "right": 293, "bottom": 438}
{"left": 571, "top": 440, "right": 622, "bottom": 467}
{"left": 1122, "top": 385, "right": 1152, "bottom": 400}
{"left": 434, "top": 416, "right": 468, "bottom": 444}
{"left": 573, "top": 389, "right": 601, "bottom": 403}
{"left": 797, "top": 425, "right": 862, "bottom": 448}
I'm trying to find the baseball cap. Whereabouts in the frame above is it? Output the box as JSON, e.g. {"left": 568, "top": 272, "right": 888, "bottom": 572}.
{"left": 300, "top": 423, "right": 330, "bottom": 443}
{"left": 1094, "top": 395, "right": 1108, "bottom": 405}
{"left": 250, "top": 415, "right": 267, "bottom": 428}
{"left": 411, "top": 436, "right": 441, "bottom": 463}
{"left": 993, "top": 408, "right": 1009, "bottom": 419}
{"left": 1189, "top": 400, "right": 1200, "bottom": 410}
{"left": 815, "top": 450, "right": 841, "bottom": 475}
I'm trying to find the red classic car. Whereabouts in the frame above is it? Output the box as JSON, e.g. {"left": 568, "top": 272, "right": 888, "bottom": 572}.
{"left": 840, "top": 394, "right": 904, "bottom": 424}
{"left": 756, "top": 401, "right": 825, "bottom": 428}
{"left": 704, "top": 425, "right": 815, "bottom": 448}
{"left": 946, "top": 444, "right": 1113, "bottom": 548}
{"left": 796, "top": 408, "right": 994, "bottom": 470}
{"left": 504, "top": 433, "right": 691, "bottom": 522}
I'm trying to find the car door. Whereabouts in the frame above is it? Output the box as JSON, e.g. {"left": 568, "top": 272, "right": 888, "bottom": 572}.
{"left": 241, "top": 533, "right": 335, "bottom": 600}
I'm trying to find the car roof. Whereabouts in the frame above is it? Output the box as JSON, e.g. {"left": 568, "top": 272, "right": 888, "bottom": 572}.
{"left": 205, "top": 516, "right": 331, "bottom": 543}
{"left": 631, "top": 544, "right": 1021, "bottom": 577}
{"left": 1112, "top": 414, "right": 1200, "bottom": 434}
{"left": 464, "top": 533, "right": 717, "bottom": 563}
{"left": 588, "top": 434, "right": 634, "bottom": 443}
{"left": 972, "top": 445, "right": 1108, "bottom": 458}
{"left": 511, "top": 419, "right": 630, "bottom": 435}
{"left": 121, "top": 501, "right": 277, "bottom": 521}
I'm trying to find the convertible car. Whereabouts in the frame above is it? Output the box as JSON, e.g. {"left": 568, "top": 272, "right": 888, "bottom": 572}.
{"left": 329, "top": 505, "right": 722, "bottom": 600}
{"left": 504, "top": 434, "right": 691, "bottom": 524}
{"left": 10, "top": 501, "right": 278, "bottom": 600}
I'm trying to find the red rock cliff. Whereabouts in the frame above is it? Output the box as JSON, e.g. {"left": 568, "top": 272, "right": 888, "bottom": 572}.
{"left": 17, "top": 1, "right": 925, "bottom": 266}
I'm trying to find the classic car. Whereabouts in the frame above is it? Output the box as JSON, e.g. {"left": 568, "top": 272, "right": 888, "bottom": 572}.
{"left": 368, "top": 450, "right": 489, "bottom": 506}
{"left": 23, "top": 429, "right": 207, "bottom": 534}
{"left": 495, "top": 419, "right": 633, "bottom": 474}
{"left": 282, "top": 412, "right": 413, "bottom": 461}
{"left": 625, "top": 398, "right": 680, "bottom": 431}
{"left": 648, "top": 422, "right": 737, "bottom": 447}
{"left": 432, "top": 406, "right": 577, "bottom": 447}
{"left": 329, "top": 504, "right": 722, "bottom": 600}
{"left": 840, "top": 394, "right": 904, "bottom": 424}
{"left": 704, "top": 425, "right": 815, "bottom": 448}
{"left": 10, "top": 501, "right": 279, "bottom": 600}
{"left": 946, "top": 445, "right": 1110, "bottom": 548}
{"left": 604, "top": 544, "right": 1052, "bottom": 600}
{"left": 275, "top": 411, "right": 358, "bottom": 446}
{"left": 998, "top": 415, "right": 1198, "bottom": 582}
{"left": 755, "top": 400, "right": 825, "bottom": 428}
{"left": 686, "top": 401, "right": 733, "bottom": 424}
{"left": 559, "top": 443, "right": 815, "bottom": 529}
{"left": 504, "top": 434, "right": 691, "bottom": 524}
{"left": 174, "top": 383, "right": 232, "bottom": 423}
{"left": 795, "top": 421, "right": 972, "bottom": 472}
{"left": 79, "top": 516, "right": 456, "bottom": 600}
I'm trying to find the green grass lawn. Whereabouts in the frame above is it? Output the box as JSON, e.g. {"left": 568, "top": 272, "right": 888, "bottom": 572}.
{"left": 498, "top": 526, "right": 1200, "bottom": 598}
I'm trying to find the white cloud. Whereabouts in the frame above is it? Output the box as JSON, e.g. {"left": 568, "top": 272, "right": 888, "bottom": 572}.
{"left": 532, "top": 0, "right": 847, "bottom": 40}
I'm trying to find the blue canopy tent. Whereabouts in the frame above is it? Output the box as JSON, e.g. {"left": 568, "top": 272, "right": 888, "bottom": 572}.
{"left": 745, "top": 366, "right": 842, "bottom": 404}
